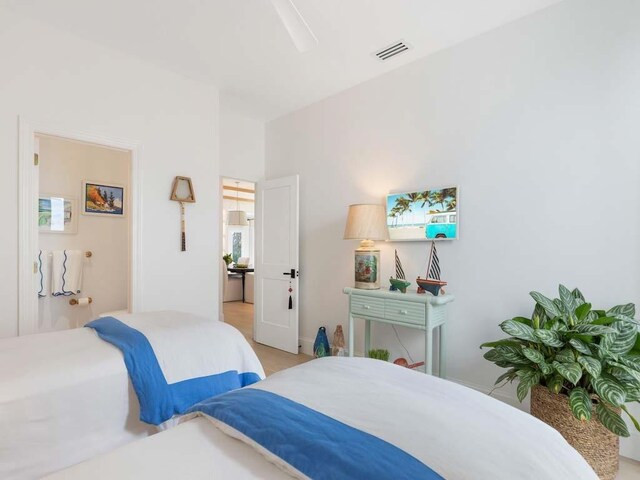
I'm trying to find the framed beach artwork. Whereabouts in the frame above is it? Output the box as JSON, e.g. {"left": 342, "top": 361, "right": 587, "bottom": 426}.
{"left": 386, "top": 186, "right": 458, "bottom": 241}
{"left": 38, "top": 194, "right": 78, "bottom": 234}
{"left": 82, "top": 181, "right": 125, "bottom": 217}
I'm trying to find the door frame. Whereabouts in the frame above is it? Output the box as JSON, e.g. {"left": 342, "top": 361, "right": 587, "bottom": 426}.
{"left": 18, "top": 116, "right": 143, "bottom": 335}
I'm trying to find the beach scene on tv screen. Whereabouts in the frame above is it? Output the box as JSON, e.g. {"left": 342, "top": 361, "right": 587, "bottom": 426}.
{"left": 387, "top": 187, "right": 457, "bottom": 241}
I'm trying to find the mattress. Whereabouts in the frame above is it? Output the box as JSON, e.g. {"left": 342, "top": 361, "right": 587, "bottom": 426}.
{"left": 46, "top": 357, "right": 597, "bottom": 480}
{"left": 0, "top": 311, "right": 264, "bottom": 480}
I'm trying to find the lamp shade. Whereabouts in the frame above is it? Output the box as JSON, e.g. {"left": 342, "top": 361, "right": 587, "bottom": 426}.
{"left": 227, "top": 210, "right": 249, "bottom": 226}
{"left": 343, "top": 204, "right": 389, "bottom": 241}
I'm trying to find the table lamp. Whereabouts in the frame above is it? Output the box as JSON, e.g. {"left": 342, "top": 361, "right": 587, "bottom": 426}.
{"left": 343, "top": 204, "right": 389, "bottom": 289}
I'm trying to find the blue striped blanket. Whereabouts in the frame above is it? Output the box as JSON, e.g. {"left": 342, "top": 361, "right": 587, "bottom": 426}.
{"left": 86, "top": 313, "right": 264, "bottom": 425}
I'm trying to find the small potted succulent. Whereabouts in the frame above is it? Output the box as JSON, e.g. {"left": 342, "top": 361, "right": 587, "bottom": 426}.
{"left": 222, "top": 253, "right": 233, "bottom": 266}
{"left": 481, "top": 285, "right": 640, "bottom": 480}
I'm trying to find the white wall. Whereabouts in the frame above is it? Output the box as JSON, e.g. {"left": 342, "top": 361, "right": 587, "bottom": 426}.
{"left": 266, "top": 0, "right": 640, "bottom": 457}
{"left": 0, "top": 8, "right": 220, "bottom": 337}
{"left": 38, "top": 136, "right": 130, "bottom": 331}
{"left": 219, "top": 94, "right": 265, "bottom": 182}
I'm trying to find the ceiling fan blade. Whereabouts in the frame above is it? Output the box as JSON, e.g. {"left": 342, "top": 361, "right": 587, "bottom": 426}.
{"left": 270, "top": 0, "right": 318, "bottom": 53}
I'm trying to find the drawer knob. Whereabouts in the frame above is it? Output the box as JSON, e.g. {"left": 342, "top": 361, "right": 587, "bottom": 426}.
{"left": 363, "top": 305, "right": 370, "bottom": 309}
{"left": 400, "top": 310, "right": 408, "bottom": 315}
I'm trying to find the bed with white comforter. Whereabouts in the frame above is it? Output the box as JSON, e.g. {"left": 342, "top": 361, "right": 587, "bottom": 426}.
{"left": 46, "top": 357, "right": 597, "bottom": 479}
{"left": 0, "top": 311, "right": 264, "bottom": 480}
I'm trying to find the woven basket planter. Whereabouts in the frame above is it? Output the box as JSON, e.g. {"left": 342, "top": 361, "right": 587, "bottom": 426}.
{"left": 530, "top": 385, "right": 619, "bottom": 480}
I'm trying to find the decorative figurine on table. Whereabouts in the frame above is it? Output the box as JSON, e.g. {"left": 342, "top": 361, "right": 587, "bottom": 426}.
{"left": 416, "top": 241, "right": 447, "bottom": 296}
{"left": 313, "top": 326, "right": 331, "bottom": 358}
{"left": 389, "top": 250, "right": 411, "bottom": 293}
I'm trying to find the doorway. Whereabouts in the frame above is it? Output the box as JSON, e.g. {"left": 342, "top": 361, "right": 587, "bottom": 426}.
{"left": 221, "top": 178, "right": 255, "bottom": 341}
{"left": 36, "top": 134, "right": 131, "bottom": 331}
{"left": 18, "top": 118, "right": 142, "bottom": 336}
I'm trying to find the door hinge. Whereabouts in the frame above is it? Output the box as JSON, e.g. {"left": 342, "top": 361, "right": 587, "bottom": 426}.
{"left": 34, "top": 153, "right": 39, "bottom": 166}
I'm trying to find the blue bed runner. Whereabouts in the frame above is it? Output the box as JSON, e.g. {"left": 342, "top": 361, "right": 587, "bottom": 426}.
{"left": 86, "top": 317, "right": 261, "bottom": 425}
{"left": 188, "top": 388, "right": 444, "bottom": 480}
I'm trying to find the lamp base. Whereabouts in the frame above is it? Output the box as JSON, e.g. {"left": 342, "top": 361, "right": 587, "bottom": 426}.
{"left": 354, "top": 242, "right": 380, "bottom": 290}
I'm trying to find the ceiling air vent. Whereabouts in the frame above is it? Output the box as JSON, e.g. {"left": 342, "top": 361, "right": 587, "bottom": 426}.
{"left": 374, "top": 40, "right": 411, "bottom": 61}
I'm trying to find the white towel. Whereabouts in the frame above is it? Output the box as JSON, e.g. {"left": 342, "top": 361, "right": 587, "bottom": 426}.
{"left": 38, "top": 250, "right": 51, "bottom": 298}
{"left": 52, "top": 250, "right": 83, "bottom": 296}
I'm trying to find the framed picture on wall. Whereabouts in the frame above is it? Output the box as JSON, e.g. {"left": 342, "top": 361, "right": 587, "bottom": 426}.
{"left": 82, "top": 181, "right": 125, "bottom": 217}
{"left": 386, "top": 186, "right": 458, "bottom": 241}
{"left": 39, "top": 194, "right": 78, "bottom": 234}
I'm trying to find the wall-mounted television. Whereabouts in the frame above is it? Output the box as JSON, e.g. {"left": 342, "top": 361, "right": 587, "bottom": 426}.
{"left": 386, "top": 186, "right": 458, "bottom": 241}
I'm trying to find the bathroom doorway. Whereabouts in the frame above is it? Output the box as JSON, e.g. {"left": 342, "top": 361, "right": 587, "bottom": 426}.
{"left": 18, "top": 119, "right": 142, "bottom": 336}
{"left": 35, "top": 134, "right": 132, "bottom": 331}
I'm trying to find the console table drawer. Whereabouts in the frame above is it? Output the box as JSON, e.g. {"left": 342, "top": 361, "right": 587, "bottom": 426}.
{"left": 350, "top": 296, "right": 385, "bottom": 318}
{"left": 384, "top": 300, "right": 425, "bottom": 326}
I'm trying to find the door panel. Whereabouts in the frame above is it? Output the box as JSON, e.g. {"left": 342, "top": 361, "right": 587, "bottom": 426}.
{"left": 254, "top": 175, "right": 299, "bottom": 353}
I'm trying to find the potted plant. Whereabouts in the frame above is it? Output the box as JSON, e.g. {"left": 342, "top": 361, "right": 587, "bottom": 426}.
{"left": 222, "top": 253, "right": 233, "bottom": 266}
{"left": 481, "top": 285, "right": 640, "bottom": 480}
{"left": 368, "top": 349, "right": 390, "bottom": 361}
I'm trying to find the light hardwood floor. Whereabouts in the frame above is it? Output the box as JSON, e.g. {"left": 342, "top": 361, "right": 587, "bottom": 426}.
{"left": 223, "top": 301, "right": 640, "bottom": 477}
{"left": 223, "top": 301, "right": 311, "bottom": 376}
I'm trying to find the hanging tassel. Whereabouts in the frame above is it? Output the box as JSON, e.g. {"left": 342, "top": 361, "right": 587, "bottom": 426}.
{"left": 288, "top": 295, "right": 293, "bottom": 310}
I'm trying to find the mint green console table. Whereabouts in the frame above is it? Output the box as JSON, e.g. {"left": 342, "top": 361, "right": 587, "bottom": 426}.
{"left": 343, "top": 287, "right": 454, "bottom": 377}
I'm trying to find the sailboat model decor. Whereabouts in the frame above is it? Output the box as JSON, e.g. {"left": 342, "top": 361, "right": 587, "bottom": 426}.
{"left": 389, "top": 250, "right": 411, "bottom": 293}
{"left": 416, "top": 242, "right": 447, "bottom": 296}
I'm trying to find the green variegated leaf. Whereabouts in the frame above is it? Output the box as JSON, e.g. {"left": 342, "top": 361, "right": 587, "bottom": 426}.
{"left": 569, "top": 388, "right": 592, "bottom": 421}
{"left": 620, "top": 354, "right": 640, "bottom": 370}
{"left": 622, "top": 405, "right": 640, "bottom": 433}
{"left": 592, "top": 375, "right": 626, "bottom": 407}
{"left": 555, "top": 348, "right": 575, "bottom": 363}
{"left": 625, "top": 384, "right": 640, "bottom": 402}
{"left": 483, "top": 349, "right": 502, "bottom": 362}
{"left": 596, "top": 403, "right": 630, "bottom": 437}
{"left": 608, "top": 303, "right": 636, "bottom": 319}
{"left": 569, "top": 338, "right": 591, "bottom": 355}
{"left": 494, "top": 368, "right": 518, "bottom": 385}
{"left": 521, "top": 347, "right": 553, "bottom": 374}
{"left": 577, "top": 355, "right": 601, "bottom": 379}
{"left": 539, "top": 362, "right": 553, "bottom": 375}
{"left": 532, "top": 303, "right": 549, "bottom": 323}
{"left": 495, "top": 345, "right": 529, "bottom": 364}
{"left": 592, "top": 316, "right": 618, "bottom": 326}
{"left": 500, "top": 320, "right": 538, "bottom": 343}
{"left": 572, "top": 324, "right": 616, "bottom": 336}
{"left": 609, "top": 322, "right": 638, "bottom": 355}
{"left": 571, "top": 288, "right": 585, "bottom": 302}
{"left": 480, "top": 339, "right": 522, "bottom": 349}
{"left": 547, "top": 374, "right": 564, "bottom": 394}
{"left": 574, "top": 303, "right": 591, "bottom": 322}
{"left": 530, "top": 291, "right": 561, "bottom": 318}
{"left": 553, "top": 361, "right": 582, "bottom": 385}
{"left": 559, "top": 284, "right": 575, "bottom": 313}
{"left": 512, "top": 316, "right": 533, "bottom": 327}
{"left": 609, "top": 361, "right": 640, "bottom": 383}
{"left": 522, "top": 347, "right": 545, "bottom": 364}
{"left": 516, "top": 370, "right": 540, "bottom": 402}
{"left": 535, "top": 329, "right": 564, "bottom": 348}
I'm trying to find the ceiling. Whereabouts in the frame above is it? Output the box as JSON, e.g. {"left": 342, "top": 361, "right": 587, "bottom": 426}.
{"left": 0, "top": 0, "right": 564, "bottom": 120}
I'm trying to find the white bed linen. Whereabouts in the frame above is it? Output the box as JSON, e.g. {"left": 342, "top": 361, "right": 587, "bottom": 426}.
{"left": 47, "top": 358, "right": 597, "bottom": 480}
{"left": 0, "top": 311, "right": 263, "bottom": 480}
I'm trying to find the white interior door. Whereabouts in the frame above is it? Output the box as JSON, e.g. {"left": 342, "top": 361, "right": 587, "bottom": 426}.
{"left": 254, "top": 175, "right": 299, "bottom": 353}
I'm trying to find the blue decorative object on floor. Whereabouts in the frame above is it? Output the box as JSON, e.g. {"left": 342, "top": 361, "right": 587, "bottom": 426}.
{"left": 313, "top": 327, "right": 331, "bottom": 358}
